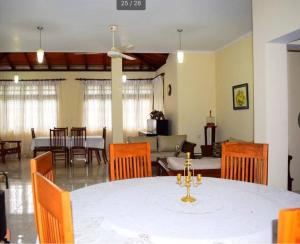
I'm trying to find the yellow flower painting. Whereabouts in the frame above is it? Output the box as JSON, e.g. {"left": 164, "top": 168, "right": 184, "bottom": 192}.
{"left": 232, "top": 83, "right": 249, "bottom": 110}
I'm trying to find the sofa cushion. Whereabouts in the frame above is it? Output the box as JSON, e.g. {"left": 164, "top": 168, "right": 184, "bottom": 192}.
{"left": 157, "top": 135, "right": 187, "bottom": 152}
{"left": 127, "top": 136, "right": 157, "bottom": 152}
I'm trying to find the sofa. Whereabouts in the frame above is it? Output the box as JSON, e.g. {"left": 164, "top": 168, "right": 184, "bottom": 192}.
{"left": 127, "top": 135, "right": 196, "bottom": 162}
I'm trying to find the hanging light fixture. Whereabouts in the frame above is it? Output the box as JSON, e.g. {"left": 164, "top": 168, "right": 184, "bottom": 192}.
{"left": 122, "top": 74, "right": 127, "bottom": 83}
{"left": 14, "top": 75, "right": 19, "bottom": 84}
{"left": 36, "top": 26, "right": 44, "bottom": 64}
{"left": 177, "top": 29, "right": 184, "bottom": 63}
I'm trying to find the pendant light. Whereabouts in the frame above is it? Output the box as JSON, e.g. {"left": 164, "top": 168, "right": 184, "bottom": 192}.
{"left": 14, "top": 75, "right": 19, "bottom": 84}
{"left": 36, "top": 26, "right": 44, "bottom": 64}
{"left": 122, "top": 74, "right": 127, "bottom": 83}
{"left": 177, "top": 29, "right": 184, "bottom": 63}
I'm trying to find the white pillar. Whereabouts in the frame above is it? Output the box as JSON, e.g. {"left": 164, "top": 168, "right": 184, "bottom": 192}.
{"left": 111, "top": 57, "right": 124, "bottom": 143}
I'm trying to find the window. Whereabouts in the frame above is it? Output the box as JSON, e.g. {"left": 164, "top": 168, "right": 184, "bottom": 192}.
{"left": 0, "top": 80, "right": 59, "bottom": 135}
{"left": 83, "top": 80, "right": 112, "bottom": 132}
{"left": 83, "top": 79, "right": 153, "bottom": 137}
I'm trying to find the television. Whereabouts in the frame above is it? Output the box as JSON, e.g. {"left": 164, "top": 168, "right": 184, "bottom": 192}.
{"left": 147, "top": 119, "right": 169, "bottom": 135}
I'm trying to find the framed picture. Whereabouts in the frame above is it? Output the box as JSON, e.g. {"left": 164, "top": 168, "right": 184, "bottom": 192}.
{"left": 232, "top": 83, "right": 249, "bottom": 110}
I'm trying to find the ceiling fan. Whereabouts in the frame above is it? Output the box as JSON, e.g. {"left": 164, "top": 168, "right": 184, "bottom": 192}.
{"left": 107, "top": 25, "right": 136, "bottom": 60}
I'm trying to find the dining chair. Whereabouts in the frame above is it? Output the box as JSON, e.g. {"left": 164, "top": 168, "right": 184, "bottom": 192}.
{"left": 30, "top": 151, "right": 54, "bottom": 181}
{"left": 0, "top": 139, "right": 21, "bottom": 164}
{"left": 30, "top": 151, "right": 54, "bottom": 235}
{"left": 50, "top": 128, "right": 69, "bottom": 167}
{"left": 221, "top": 142, "right": 268, "bottom": 185}
{"left": 277, "top": 208, "right": 300, "bottom": 243}
{"left": 88, "top": 126, "right": 107, "bottom": 165}
{"left": 32, "top": 172, "right": 74, "bottom": 244}
{"left": 54, "top": 126, "right": 69, "bottom": 136}
{"left": 100, "top": 126, "right": 108, "bottom": 164}
{"left": 70, "top": 127, "right": 87, "bottom": 165}
{"left": 109, "top": 142, "right": 152, "bottom": 181}
{"left": 31, "top": 128, "right": 50, "bottom": 157}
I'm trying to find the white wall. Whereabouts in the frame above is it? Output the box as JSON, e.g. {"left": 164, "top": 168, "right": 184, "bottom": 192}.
{"left": 252, "top": 0, "right": 300, "bottom": 189}
{"left": 288, "top": 52, "right": 300, "bottom": 192}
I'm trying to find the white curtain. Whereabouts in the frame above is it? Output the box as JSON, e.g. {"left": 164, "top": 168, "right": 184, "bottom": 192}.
{"left": 123, "top": 79, "right": 153, "bottom": 138}
{"left": 152, "top": 75, "right": 164, "bottom": 112}
{"left": 0, "top": 80, "right": 59, "bottom": 156}
{"left": 83, "top": 79, "right": 153, "bottom": 141}
{"left": 83, "top": 80, "right": 112, "bottom": 143}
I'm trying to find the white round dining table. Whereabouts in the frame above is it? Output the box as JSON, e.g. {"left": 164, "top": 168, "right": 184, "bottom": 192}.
{"left": 71, "top": 177, "right": 300, "bottom": 244}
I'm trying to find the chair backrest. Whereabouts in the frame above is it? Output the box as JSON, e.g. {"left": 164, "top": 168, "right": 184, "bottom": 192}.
{"left": 50, "top": 129, "right": 67, "bottom": 148}
{"left": 278, "top": 208, "right": 300, "bottom": 243}
{"left": 102, "top": 126, "right": 107, "bottom": 150}
{"left": 109, "top": 142, "right": 152, "bottom": 181}
{"left": 70, "top": 127, "right": 86, "bottom": 147}
{"left": 0, "top": 190, "right": 6, "bottom": 241}
{"left": 30, "top": 151, "right": 54, "bottom": 181}
{"left": 54, "top": 127, "right": 68, "bottom": 136}
{"left": 221, "top": 142, "right": 268, "bottom": 185}
{"left": 32, "top": 172, "right": 74, "bottom": 244}
{"left": 31, "top": 128, "right": 36, "bottom": 139}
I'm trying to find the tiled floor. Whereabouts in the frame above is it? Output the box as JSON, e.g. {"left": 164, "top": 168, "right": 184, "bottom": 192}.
{"left": 0, "top": 157, "right": 107, "bottom": 243}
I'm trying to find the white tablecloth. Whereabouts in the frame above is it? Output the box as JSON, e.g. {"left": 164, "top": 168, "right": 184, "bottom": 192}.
{"left": 31, "top": 136, "right": 104, "bottom": 151}
{"left": 71, "top": 177, "right": 300, "bottom": 244}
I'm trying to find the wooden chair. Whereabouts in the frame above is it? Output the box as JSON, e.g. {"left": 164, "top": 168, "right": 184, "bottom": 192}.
{"left": 221, "top": 142, "right": 268, "bottom": 185}
{"left": 278, "top": 208, "right": 300, "bottom": 243}
{"left": 0, "top": 139, "right": 21, "bottom": 164}
{"left": 31, "top": 128, "right": 50, "bottom": 157}
{"left": 54, "top": 127, "right": 69, "bottom": 136}
{"left": 100, "top": 127, "right": 108, "bottom": 164}
{"left": 109, "top": 142, "right": 152, "bottom": 181}
{"left": 70, "top": 127, "right": 87, "bottom": 165}
{"left": 50, "top": 129, "right": 69, "bottom": 167}
{"left": 32, "top": 172, "right": 74, "bottom": 244}
{"left": 88, "top": 127, "right": 107, "bottom": 165}
{"left": 30, "top": 151, "right": 54, "bottom": 181}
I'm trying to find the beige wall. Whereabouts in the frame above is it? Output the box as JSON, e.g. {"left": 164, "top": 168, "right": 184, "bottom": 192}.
{"left": 288, "top": 52, "right": 300, "bottom": 192}
{"left": 252, "top": 0, "right": 300, "bottom": 189}
{"left": 215, "top": 34, "right": 254, "bottom": 142}
{"left": 156, "top": 54, "right": 178, "bottom": 135}
{"left": 177, "top": 52, "right": 215, "bottom": 151}
{"left": 0, "top": 71, "right": 155, "bottom": 128}
{"left": 157, "top": 52, "right": 215, "bottom": 152}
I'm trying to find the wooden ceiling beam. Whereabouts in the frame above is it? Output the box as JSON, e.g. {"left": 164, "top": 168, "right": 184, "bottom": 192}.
{"left": 5, "top": 54, "right": 15, "bottom": 70}
{"left": 84, "top": 54, "right": 88, "bottom": 70}
{"left": 24, "top": 53, "right": 34, "bottom": 70}
{"left": 64, "top": 53, "right": 70, "bottom": 70}
{"left": 131, "top": 53, "right": 156, "bottom": 70}
{"left": 0, "top": 53, "right": 8, "bottom": 62}
{"left": 44, "top": 53, "right": 51, "bottom": 70}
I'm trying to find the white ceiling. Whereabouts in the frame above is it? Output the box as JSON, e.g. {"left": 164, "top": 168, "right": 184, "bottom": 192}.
{"left": 0, "top": 0, "right": 252, "bottom": 53}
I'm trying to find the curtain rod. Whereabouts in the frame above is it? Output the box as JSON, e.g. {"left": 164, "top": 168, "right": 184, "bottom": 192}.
{"left": 0, "top": 78, "right": 66, "bottom": 82}
{"left": 152, "top": 73, "right": 165, "bottom": 80}
{"left": 76, "top": 78, "right": 153, "bottom": 81}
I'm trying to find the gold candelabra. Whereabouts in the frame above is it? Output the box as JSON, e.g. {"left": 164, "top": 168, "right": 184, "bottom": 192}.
{"left": 176, "top": 152, "right": 202, "bottom": 203}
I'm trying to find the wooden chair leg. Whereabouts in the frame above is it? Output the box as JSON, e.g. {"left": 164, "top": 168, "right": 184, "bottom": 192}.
{"left": 95, "top": 150, "right": 101, "bottom": 165}
{"left": 101, "top": 149, "right": 108, "bottom": 164}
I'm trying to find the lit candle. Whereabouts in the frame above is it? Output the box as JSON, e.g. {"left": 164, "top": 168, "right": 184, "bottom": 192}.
{"left": 197, "top": 174, "right": 202, "bottom": 183}
{"left": 177, "top": 173, "right": 182, "bottom": 184}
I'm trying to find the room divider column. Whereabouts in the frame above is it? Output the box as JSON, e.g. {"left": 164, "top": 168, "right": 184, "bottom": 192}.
{"left": 111, "top": 57, "right": 124, "bottom": 143}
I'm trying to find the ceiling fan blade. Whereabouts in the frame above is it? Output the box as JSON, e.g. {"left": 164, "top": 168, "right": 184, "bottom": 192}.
{"left": 120, "top": 53, "right": 136, "bottom": 60}
{"left": 119, "top": 44, "right": 134, "bottom": 52}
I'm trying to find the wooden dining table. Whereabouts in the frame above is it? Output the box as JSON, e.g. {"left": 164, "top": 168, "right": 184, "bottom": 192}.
{"left": 70, "top": 177, "right": 300, "bottom": 243}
